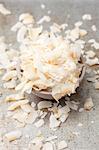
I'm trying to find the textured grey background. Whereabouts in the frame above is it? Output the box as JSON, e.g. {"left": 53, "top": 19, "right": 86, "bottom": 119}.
{"left": 0, "top": 0, "right": 99, "bottom": 150}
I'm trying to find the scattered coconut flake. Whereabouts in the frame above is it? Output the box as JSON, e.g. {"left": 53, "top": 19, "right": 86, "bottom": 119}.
{"left": 91, "top": 120, "right": 94, "bottom": 124}
{"left": 3, "top": 79, "right": 16, "bottom": 89}
{"left": 82, "top": 14, "right": 92, "bottom": 20}
{"left": 60, "top": 24, "right": 68, "bottom": 30}
{"left": 78, "top": 108, "right": 84, "bottom": 112}
{"left": 49, "top": 113, "right": 61, "bottom": 129}
{"left": 8, "top": 99, "right": 29, "bottom": 111}
{"left": 30, "top": 131, "right": 44, "bottom": 144}
{"left": 31, "top": 102, "right": 36, "bottom": 108}
{"left": 91, "top": 25, "right": 96, "bottom": 31}
{"left": 41, "top": 111, "right": 48, "bottom": 119}
{"left": 58, "top": 140, "right": 68, "bottom": 150}
{"left": 21, "top": 103, "right": 33, "bottom": 113}
{"left": 13, "top": 109, "right": 28, "bottom": 123}
{"left": 85, "top": 50, "right": 95, "bottom": 58}
{"left": 94, "top": 81, "right": 99, "bottom": 89}
{"left": 17, "top": 26, "right": 27, "bottom": 42}
{"left": 5, "top": 93, "right": 24, "bottom": 102}
{"left": 2, "top": 70, "right": 17, "bottom": 81}
{"left": 41, "top": 4, "right": 45, "bottom": 9}
{"left": 43, "top": 142, "right": 54, "bottom": 150}
{"left": 15, "top": 122, "right": 26, "bottom": 128}
{"left": 77, "top": 123, "right": 83, "bottom": 127}
{"left": 48, "top": 10, "right": 51, "bottom": 14}
{"left": 88, "top": 39, "right": 95, "bottom": 43}
{"left": 46, "top": 135, "right": 57, "bottom": 142}
{"left": 72, "top": 131, "right": 80, "bottom": 136}
{"left": 28, "top": 143, "right": 43, "bottom": 150}
{"left": 84, "top": 97, "right": 94, "bottom": 111}
{"left": 21, "top": 81, "right": 34, "bottom": 94}
{"left": 50, "top": 23, "right": 61, "bottom": 33}
{"left": 79, "top": 29, "right": 87, "bottom": 37}
{"left": 70, "top": 27, "right": 80, "bottom": 41}
{"left": 23, "top": 15, "right": 34, "bottom": 25}
{"left": 25, "top": 110, "right": 38, "bottom": 124}
{"left": 0, "top": 3, "right": 11, "bottom": 15}
{"left": 11, "top": 22, "right": 23, "bottom": 32}
{"left": 85, "top": 57, "right": 99, "bottom": 66}
{"left": 34, "top": 119, "right": 44, "bottom": 128}
{"left": 5, "top": 130, "right": 22, "bottom": 142}
{"left": 91, "top": 41, "right": 99, "bottom": 49}
{"left": 15, "top": 80, "right": 27, "bottom": 91}
{"left": 37, "top": 101, "right": 52, "bottom": 110}
{"left": 37, "top": 16, "right": 51, "bottom": 24}
{"left": 75, "top": 21, "right": 83, "bottom": 27}
{"left": 59, "top": 113, "right": 69, "bottom": 123}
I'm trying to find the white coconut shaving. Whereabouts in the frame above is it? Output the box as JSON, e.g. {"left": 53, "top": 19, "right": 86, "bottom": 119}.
{"left": 37, "top": 15, "right": 51, "bottom": 24}
{"left": 58, "top": 140, "right": 68, "bottom": 150}
{"left": 0, "top": 3, "right": 11, "bottom": 15}
{"left": 41, "top": 4, "right": 46, "bottom": 9}
{"left": 91, "top": 25, "right": 96, "bottom": 31}
{"left": 5, "top": 130, "right": 22, "bottom": 142}
{"left": 82, "top": 14, "right": 92, "bottom": 20}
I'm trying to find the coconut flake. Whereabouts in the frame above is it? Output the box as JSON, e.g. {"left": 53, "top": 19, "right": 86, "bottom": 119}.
{"left": 49, "top": 113, "right": 61, "bottom": 129}
{"left": 37, "top": 16, "right": 51, "bottom": 24}
{"left": 85, "top": 57, "right": 99, "bottom": 66}
{"left": 25, "top": 110, "right": 38, "bottom": 124}
{"left": 0, "top": 3, "right": 11, "bottom": 15}
{"left": 48, "top": 10, "right": 51, "bottom": 14}
{"left": 75, "top": 21, "right": 83, "bottom": 27}
{"left": 77, "top": 122, "right": 83, "bottom": 127}
{"left": 11, "top": 22, "right": 23, "bottom": 32}
{"left": 13, "top": 109, "right": 28, "bottom": 123}
{"left": 21, "top": 103, "right": 33, "bottom": 113}
{"left": 8, "top": 99, "right": 29, "bottom": 111}
{"left": 5, "top": 93, "right": 24, "bottom": 102}
{"left": 82, "top": 14, "right": 92, "bottom": 20}
{"left": 59, "top": 113, "right": 69, "bottom": 123}
{"left": 3, "top": 78, "right": 16, "bottom": 89}
{"left": 78, "top": 108, "right": 84, "bottom": 112}
{"left": 17, "top": 26, "right": 27, "bottom": 42}
{"left": 5, "top": 130, "right": 22, "bottom": 142}
{"left": 46, "top": 136, "right": 57, "bottom": 142}
{"left": 79, "top": 29, "right": 87, "bottom": 37}
{"left": 31, "top": 102, "right": 36, "bottom": 108}
{"left": 58, "top": 140, "right": 68, "bottom": 150}
{"left": 43, "top": 142, "right": 54, "bottom": 150}
{"left": 85, "top": 50, "right": 95, "bottom": 58}
{"left": 91, "top": 41, "right": 99, "bottom": 49}
{"left": 34, "top": 119, "right": 44, "bottom": 128}
{"left": 91, "top": 25, "right": 96, "bottom": 31}
{"left": 41, "top": 4, "right": 45, "bottom": 9}
{"left": 84, "top": 97, "right": 94, "bottom": 111}
{"left": 2, "top": 70, "right": 17, "bottom": 81}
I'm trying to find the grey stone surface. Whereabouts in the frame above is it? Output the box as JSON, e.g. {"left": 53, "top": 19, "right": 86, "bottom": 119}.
{"left": 0, "top": 0, "right": 99, "bottom": 150}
